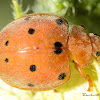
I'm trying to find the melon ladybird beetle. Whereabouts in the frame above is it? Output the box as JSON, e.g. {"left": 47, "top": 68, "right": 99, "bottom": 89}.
{"left": 0, "top": 13, "right": 100, "bottom": 91}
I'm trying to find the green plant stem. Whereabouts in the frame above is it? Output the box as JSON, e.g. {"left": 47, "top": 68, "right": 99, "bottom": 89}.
{"left": 12, "top": 0, "right": 23, "bottom": 19}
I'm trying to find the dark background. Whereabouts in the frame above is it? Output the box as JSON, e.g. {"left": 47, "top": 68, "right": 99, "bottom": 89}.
{"left": 0, "top": 0, "right": 12, "bottom": 30}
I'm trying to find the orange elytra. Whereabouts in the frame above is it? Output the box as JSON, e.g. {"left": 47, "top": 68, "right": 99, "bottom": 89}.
{"left": 0, "top": 13, "right": 99, "bottom": 91}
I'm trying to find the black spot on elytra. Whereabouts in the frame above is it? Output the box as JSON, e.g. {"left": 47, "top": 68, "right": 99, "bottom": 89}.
{"left": 54, "top": 42, "right": 63, "bottom": 54}
{"left": 5, "top": 41, "right": 9, "bottom": 46}
{"left": 28, "top": 28, "right": 35, "bottom": 34}
{"left": 56, "top": 19, "right": 63, "bottom": 25}
{"left": 25, "top": 17, "right": 31, "bottom": 20}
{"left": 54, "top": 48, "right": 62, "bottom": 54}
{"left": 5, "top": 58, "right": 9, "bottom": 62}
{"left": 30, "top": 65, "right": 36, "bottom": 72}
{"left": 96, "top": 51, "right": 100, "bottom": 56}
{"left": 58, "top": 73, "right": 66, "bottom": 80}
{"left": 28, "top": 83, "right": 34, "bottom": 87}
{"left": 93, "top": 33, "right": 97, "bottom": 35}
{"left": 54, "top": 42, "right": 62, "bottom": 48}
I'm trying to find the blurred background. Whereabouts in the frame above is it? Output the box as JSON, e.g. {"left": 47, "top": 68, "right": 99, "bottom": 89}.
{"left": 0, "top": 0, "right": 12, "bottom": 30}
{"left": 0, "top": 0, "right": 100, "bottom": 34}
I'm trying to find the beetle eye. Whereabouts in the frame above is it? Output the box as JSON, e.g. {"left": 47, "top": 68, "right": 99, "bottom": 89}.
{"left": 96, "top": 51, "right": 100, "bottom": 56}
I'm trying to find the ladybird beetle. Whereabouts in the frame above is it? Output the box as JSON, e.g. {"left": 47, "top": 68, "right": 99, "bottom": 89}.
{"left": 0, "top": 13, "right": 99, "bottom": 91}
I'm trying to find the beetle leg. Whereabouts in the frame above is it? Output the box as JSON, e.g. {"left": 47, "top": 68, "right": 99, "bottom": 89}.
{"left": 74, "top": 62, "right": 93, "bottom": 91}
